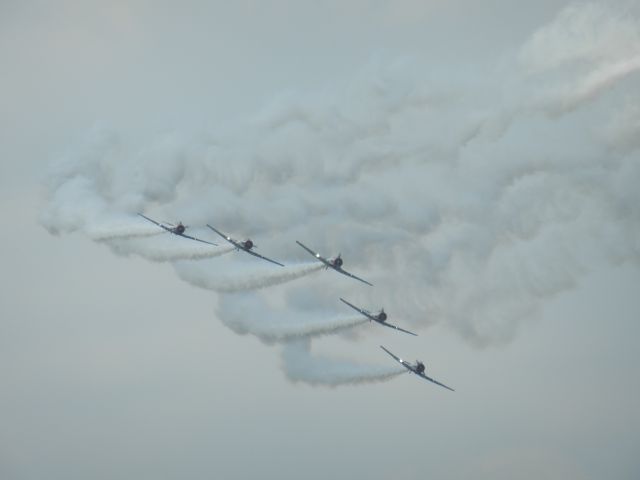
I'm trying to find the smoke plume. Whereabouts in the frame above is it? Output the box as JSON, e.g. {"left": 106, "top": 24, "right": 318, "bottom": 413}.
{"left": 173, "top": 260, "right": 324, "bottom": 293}
{"left": 40, "top": 3, "right": 640, "bottom": 383}
{"left": 282, "top": 339, "right": 406, "bottom": 386}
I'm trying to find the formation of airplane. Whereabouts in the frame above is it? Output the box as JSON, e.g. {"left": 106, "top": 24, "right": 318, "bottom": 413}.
{"left": 380, "top": 346, "right": 454, "bottom": 391}
{"left": 296, "top": 241, "right": 373, "bottom": 286}
{"left": 137, "top": 212, "right": 453, "bottom": 391}
{"left": 138, "top": 213, "right": 218, "bottom": 246}
{"left": 206, "top": 224, "right": 285, "bottom": 267}
{"left": 339, "top": 298, "right": 417, "bottom": 336}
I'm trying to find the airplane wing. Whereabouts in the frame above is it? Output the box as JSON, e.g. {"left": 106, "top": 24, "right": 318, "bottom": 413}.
{"left": 206, "top": 224, "right": 241, "bottom": 248}
{"left": 335, "top": 267, "right": 374, "bottom": 287}
{"left": 177, "top": 232, "right": 218, "bottom": 247}
{"left": 339, "top": 297, "right": 373, "bottom": 318}
{"left": 243, "top": 248, "right": 285, "bottom": 267}
{"left": 138, "top": 213, "right": 173, "bottom": 233}
{"left": 379, "top": 321, "right": 418, "bottom": 337}
{"left": 380, "top": 346, "right": 454, "bottom": 391}
{"left": 380, "top": 345, "right": 412, "bottom": 370}
{"left": 209, "top": 225, "right": 284, "bottom": 266}
{"left": 296, "top": 241, "right": 327, "bottom": 263}
{"left": 419, "top": 373, "right": 455, "bottom": 392}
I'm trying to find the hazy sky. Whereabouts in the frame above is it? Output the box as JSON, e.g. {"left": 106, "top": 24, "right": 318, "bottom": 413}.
{"left": 2, "top": 1, "right": 640, "bottom": 479}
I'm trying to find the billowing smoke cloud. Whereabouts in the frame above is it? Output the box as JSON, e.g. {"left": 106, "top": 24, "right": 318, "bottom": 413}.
{"left": 40, "top": 3, "right": 640, "bottom": 383}
{"left": 282, "top": 339, "right": 405, "bottom": 386}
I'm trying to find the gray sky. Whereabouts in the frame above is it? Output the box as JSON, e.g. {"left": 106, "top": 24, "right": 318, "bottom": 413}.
{"left": 1, "top": 1, "right": 639, "bottom": 479}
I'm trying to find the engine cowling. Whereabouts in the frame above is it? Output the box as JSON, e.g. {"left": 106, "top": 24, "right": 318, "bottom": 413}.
{"left": 243, "top": 239, "right": 254, "bottom": 250}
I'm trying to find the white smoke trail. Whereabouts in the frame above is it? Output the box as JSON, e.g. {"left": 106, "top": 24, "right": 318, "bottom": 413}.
{"left": 542, "top": 55, "right": 640, "bottom": 116}
{"left": 281, "top": 339, "right": 405, "bottom": 386}
{"left": 217, "top": 300, "right": 369, "bottom": 341}
{"left": 91, "top": 229, "right": 162, "bottom": 241}
{"left": 87, "top": 223, "right": 163, "bottom": 241}
{"left": 101, "top": 236, "right": 234, "bottom": 262}
{"left": 518, "top": 2, "right": 640, "bottom": 117}
{"left": 173, "top": 261, "right": 324, "bottom": 292}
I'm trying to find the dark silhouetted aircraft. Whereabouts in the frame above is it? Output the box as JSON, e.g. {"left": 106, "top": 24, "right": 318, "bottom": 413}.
{"left": 380, "top": 345, "right": 454, "bottom": 391}
{"left": 138, "top": 213, "right": 218, "bottom": 246}
{"left": 296, "top": 241, "right": 373, "bottom": 286}
{"left": 207, "top": 224, "right": 284, "bottom": 267}
{"left": 340, "top": 298, "right": 417, "bottom": 336}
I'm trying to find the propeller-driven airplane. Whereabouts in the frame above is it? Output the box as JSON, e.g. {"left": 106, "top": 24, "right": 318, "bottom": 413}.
{"left": 206, "top": 225, "right": 285, "bottom": 267}
{"left": 295, "top": 241, "right": 373, "bottom": 286}
{"left": 380, "top": 345, "right": 454, "bottom": 391}
{"left": 339, "top": 298, "right": 417, "bottom": 336}
{"left": 137, "top": 213, "right": 218, "bottom": 246}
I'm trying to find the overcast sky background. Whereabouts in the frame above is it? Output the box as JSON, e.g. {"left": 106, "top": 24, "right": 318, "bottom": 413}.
{"left": 2, "top": 1, "right": 640, "bottom": 479}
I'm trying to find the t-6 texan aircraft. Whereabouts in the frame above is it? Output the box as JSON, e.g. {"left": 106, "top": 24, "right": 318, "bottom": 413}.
{"left": 206, "top": 225, "right": 285, "bottom": 267}
{"left": 296, "top": 241, "right": 373, "bottom": 286}
{"left": 339, "top": 298, "right": 417, "bottom": 336}
{"left": 380, "top": 345, "right": 455, "bottom": 391}
{"left": 138, "top": 213, "right": 218, "bottom": 246}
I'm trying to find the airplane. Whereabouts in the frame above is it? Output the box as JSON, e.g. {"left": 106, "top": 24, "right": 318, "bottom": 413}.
{"left": 380, "top": 345, "right": 455, "bottom": 391}
{"left": 295, "top": 240, "right": 373, "bottom": 286}
{"left": 206, "top": 224, "right": 285, "bottom": 267}
{"left": 339, "top": 298, "right": 417, "bottom": 336}
{"left": 137, "top": 213, "right": 218, "bottom": 246}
